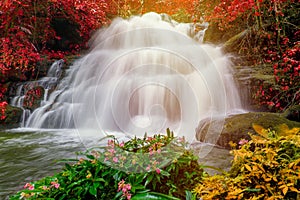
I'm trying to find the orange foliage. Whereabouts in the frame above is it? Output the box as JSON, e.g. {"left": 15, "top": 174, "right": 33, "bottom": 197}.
{"left": 107, "top": 0, "right": 201, "bottom": 21}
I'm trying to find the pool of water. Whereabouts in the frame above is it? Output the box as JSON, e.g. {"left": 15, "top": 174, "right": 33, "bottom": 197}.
{"left": 0, "top": 129, "right": 88, "bottom": 199}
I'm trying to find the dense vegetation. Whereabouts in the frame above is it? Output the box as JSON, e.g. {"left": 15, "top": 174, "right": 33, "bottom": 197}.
{"left": 10, "top": 130, "right": 204, "bottom": 200}
{"left": 193, "top": 125, "right": 300, "bottom": 199}
{"left": 10, "top": 127, "right": 300, "bottom": 199}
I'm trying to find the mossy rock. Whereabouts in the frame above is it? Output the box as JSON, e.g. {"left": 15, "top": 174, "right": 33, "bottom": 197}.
{"left": 223, "top": 30, "right": 248, "bottom": 53}
{"left": 196, "top": 112, "right": 300, "bottom": 149}
{"left": 203, "top": 20, "right": 247, "bottom": 45}
{"left": 282, "top": 105, "right": 300, "bottom": 122}
{"left": 0, "top": 105, "right": 22, "bottom": 129}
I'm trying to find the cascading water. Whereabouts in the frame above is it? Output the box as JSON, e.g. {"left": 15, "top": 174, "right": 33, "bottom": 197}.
{"left": 10, "top": 60, "right": 63, "bottom": 126}
{"left": 23, "top": 13, "right": 243, "bottom": 143}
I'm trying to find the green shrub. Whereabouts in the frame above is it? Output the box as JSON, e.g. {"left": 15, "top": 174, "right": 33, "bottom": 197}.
{"left": 10, "top": 129, "right": 204, "bottom": 199}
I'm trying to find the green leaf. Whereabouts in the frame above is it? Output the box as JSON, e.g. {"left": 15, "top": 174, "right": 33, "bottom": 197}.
{"left": 145, "top": 173, "right": 154, "bottom": 186}
{"left": 89, "top": 185, "right": 97, "bottom": 196}
{"left": 185, "top": 190, "right": 195, "bottom": 200}
{"left": 86, "top": 154, "right": 95, "bottom": 160}
{"left": 167, "top": 128, "right": 171, "bottom": 137}
{"left": 59, "top": 194, "right": 67, "bottom": 200}
{"left": 65, "top": 163, "right": 72, "bottom": 171}
{"left": 244, "top": 188, "right": 261, "bottom": 192}
{"left": 131, "top": 192, "right": 181, "bottom": 200}
{"left": 94, "top": 178, "right": 105, "bottom": 182}
{"left": 93, "top": 182, "right": 100, "bottom": 189}
{"left": 160, "top": 170, "right": 170, "bottom": 177}
{"left": 113, "top": 191, "right": 123, "bottom": 200}
{"left": 131, "top": 185, "right": 146, "bottom": 193}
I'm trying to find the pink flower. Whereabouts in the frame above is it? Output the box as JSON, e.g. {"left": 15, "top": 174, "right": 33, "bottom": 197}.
{"left": 126, "top": 184, "right": 131, "bottom": 190}
{"left": 156, "top": 168, "right": 161, "bottom": 174}
{"left": 146, "top": 165, "right": 151, "bottom": 171}
{"left": 54, "top": 183, "right": 60, "bottom": 189}
{"left": 149, "top": 150, "right": 153, "bottom": 156}
{"left": 24, "top": 183, "right": 30, "bottom": 188}
{"left": 51, "top": 181, "right": 60, "bottom": 189}
{"left": 28, "top": 185, "right": 34, "bottom": 190}
{"left": 24, "top": 183, "right": 34, "bottom": 190}
{"left": 118, "top": 179, "right": 125, "bottom": 191}
{"left": 108, "top": 148, "right": 116, "bottom": 154}
{"left": 238, "top": 139, "right": 249, "bottom": 146}
{"left": 118, "top": 180, "right": 132, "bottom": 199}
{"left": 119, "top": 141, "right": 125, "bottom": 147}
{"left": 108, "top": 140, "right": 115, "bottom": 147}
{"left": 113, "top": 157, "right": 118, "bottom": 163}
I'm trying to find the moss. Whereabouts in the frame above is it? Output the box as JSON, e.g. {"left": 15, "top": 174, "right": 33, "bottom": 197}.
{"left": 282, "top": 105, "right": 300, "bottom": 122}
{"left": 196, "top": 112, "right": 300, "bottom": 149}
{"left": 0, "top": 105, "right": 22, "bottom": 129}
{"left": 223, "top": 30, "right": 248, "bottom": 53}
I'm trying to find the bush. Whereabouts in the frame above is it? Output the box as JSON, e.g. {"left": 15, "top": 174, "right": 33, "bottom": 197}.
{"left": 193, "top": 125, "right": 300, "bottom": 199}
{"left": 0, "top": 0, "right": 108, "bottom": 99}
{"left": 10, "top": 129, "right": 204, "bottom": 199}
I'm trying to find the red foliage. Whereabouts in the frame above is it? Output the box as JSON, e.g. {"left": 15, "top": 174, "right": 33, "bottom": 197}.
{"left": 256, "top": 40, "right": 300, "bottom": 111}
{"left": 203, "top": 0, "right": 255, "bottom": 30}
{"left": 0, "top": 84, "right": 8, "bottom": 101}
{"left": 0, "top": 101, "right": 8, "bottom": 120}
{"left": 23, "top": 87, "right": 44, "bottom": 110}
{"left": 0, "top": 0, "right": 108, "bottom": 100}
{"left": 0, "top": 0, "right": 108, "bottom": 64}
{"left": 201, "top": 0, "right": 299, "bottom": 111}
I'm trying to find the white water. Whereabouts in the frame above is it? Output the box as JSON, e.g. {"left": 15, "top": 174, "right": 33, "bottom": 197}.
{"left": 23, "top": 13, "right": 243, "bottom": 143}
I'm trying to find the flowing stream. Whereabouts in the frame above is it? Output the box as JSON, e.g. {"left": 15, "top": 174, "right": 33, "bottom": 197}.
{"left": 1, "top": 12, "right": 243, "bottom": 198}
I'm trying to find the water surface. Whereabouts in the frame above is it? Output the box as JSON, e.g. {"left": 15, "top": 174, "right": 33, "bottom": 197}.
{"left": 0, "top": 129, "right": 86, "bottom": 199}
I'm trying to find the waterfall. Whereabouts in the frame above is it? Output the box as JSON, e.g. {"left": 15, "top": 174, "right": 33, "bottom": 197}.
{"left": 22, "top": 13, "right": 243, "bottom": 143}
{"left": 9, "top": 60, "right": 63, "bottom": 126}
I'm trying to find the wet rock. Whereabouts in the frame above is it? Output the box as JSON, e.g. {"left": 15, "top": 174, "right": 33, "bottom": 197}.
{"left": 196, "top": 112, "right": 300, "bottom": 149}
{"left": 0, "top": 105, "right": 22, "bottom": 129}
{"left": 223, "top": 30, "right": 248, "bottom": 53}
{"left": 191, "top": 142, "right": 233, "bottom": 175}
{"left": 23, "top": 86, "right": 45, "bottom": 111}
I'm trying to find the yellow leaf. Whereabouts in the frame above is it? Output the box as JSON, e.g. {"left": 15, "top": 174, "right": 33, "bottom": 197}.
{"left": 277, "top": 124, "right": 300, "bottom": 136}
{"left": 252, "top": 124, "right": 268, "bottom": 138}
{"left": 244, "top": 164, "right": 252, "bottom": 172}
{"left": 290, "top": 187, "right": 300, "bottom": 193}
{"left": 257, "top": 164, "right": 266, "bottom": 173}
{"left": 265, "top": 177, "right": 271, "bottom": 182}
{"left": 282, "top": 186, "right": 288, "bottom": 195}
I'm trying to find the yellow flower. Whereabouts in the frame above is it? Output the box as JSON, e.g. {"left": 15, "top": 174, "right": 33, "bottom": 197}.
{"left": 86, "top": 172, "right": 92, "bottom": 179}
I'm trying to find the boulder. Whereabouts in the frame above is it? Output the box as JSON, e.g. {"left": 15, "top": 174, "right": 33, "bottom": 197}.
{"left": 282, "top": 105, "right": 300, "bottom": 122}
{"left": 196, "top": 112, "right": 300, "bottom": 149}
{"left": 0, "top": 105, "right": 23, "bottom": 129}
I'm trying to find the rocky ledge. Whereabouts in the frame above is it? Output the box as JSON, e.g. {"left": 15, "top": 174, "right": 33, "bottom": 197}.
{"left": 196, "top": 112, "right": 300, "bottom": 149}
